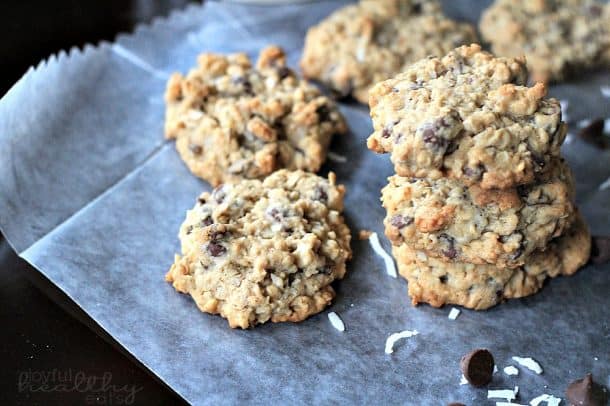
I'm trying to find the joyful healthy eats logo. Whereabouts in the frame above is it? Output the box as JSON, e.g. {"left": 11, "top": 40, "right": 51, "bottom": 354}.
{"left": 17, "top": 369, "right": 143, "bottom": 404}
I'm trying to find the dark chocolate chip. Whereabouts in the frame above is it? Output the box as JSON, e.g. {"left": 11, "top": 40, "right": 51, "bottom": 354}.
{"left": 440, "top": 234, "right": 457, "bottom": 260}
{"left": 232, "top": 76, "right": 253, "bottom": 95}
{"left": 316, "top": 105, "right": 331, "bottom": 123}
{"left": 439, "top": 275, "right": 448, "bottom": 284}
{"left": 266, "top": 207, "right": 284, "bottom": 222}
{"left": 186, "top": 225, "right": 194, "bottom": 235}
{"left": 201, "top": 216, "right": 213, "bottom": 227}
{"left": 578, "top": 119, "right": 608, "bottom": 149}
{"left": 590, "top": 236, "right": 610, "bottom": 264}
{"left": 422, "top": 128, "right": 448, "bottom": 152}
{"left": 197, "top": 196, "right": 207, "bottom": 205}
{"left": 445, "top": 140, "right": 459, "bottom": 156}
{"left": 566, "top": 373, "right": 608, "bottom": 406}
{"left": 207, "top": 242, "right": 226, "bottom": 257}
{"left": 463, "top": 165, "right": 484, "bottom": 180}
{"left": 390, "top": 214, "right": 413, "bottom": 229}
{"left": 313, "top": 186, "right": 328, "bottom": 202}
{"left": 460, "top": 349, "right": 495, "bottom": 387}
{"left": 411, "top": 3, "right": 422, "bottom": 14}
{"left": 189, "top": 144, "right": 203, "bottom": 155}
{"left": 277, "top": 66, "right": 292, "bottom": 80}
{"left": 382, "top": 125, "right": 392, "bottom": 138}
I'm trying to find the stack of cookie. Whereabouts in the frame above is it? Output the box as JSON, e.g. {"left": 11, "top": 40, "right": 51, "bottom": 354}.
{"left": 367, "top": 44, "right": 591, "bottom": 309}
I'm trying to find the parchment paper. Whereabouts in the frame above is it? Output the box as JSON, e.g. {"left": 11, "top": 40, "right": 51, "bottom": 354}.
{"left": 1, "top": 1, "right": 609, "bottom": 404}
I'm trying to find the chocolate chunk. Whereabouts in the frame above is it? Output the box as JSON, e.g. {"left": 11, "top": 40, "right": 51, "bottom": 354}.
{"left": 590, "top": 236, "right": 610, "bottom": 264}
{"left": 440, "top": 234, "right": 457, "bottom": 260}
{"left": 277, "top": 66, "right": 292, "bottom": 80}
{"left": 566, "top": 373, "right": 608, "bottom": 406}
{"left": 578, "top": 119, "right": 608, "bottom": 149}
{"left": 207, "top": 242, "right": 226, "bottom": 257}
{"left": 197, "top": 196, "right": 207, "bottom": 205}
{"left": 201, "top": 216, "right": 213, "bottom": 227}
{"left": 313, "top": 186, "right": 328, "bottom": 202}
{"left": 439, "top": 275, "right": 448, "bottom": 284}
{"left": 189, "top": 144, "right": 203, "bottom": 155}
{"left": 316, "top": 105, "right": 331, "bottom": 123}
{"left": 460, "top": 348, "right": 494, "bottom": 387}
{"left": 382, "top": 125, "right": 392, "bottom": 138}
{"left": 390, "top": 214, "right": 413, "bottom": 229}
{"left": 463, "top": 165, "right": 484, "bottom": 180}
{"left": 232, "top": 76, "right": 253, "bottom": 95}
{"left": 422, "top": 128, "right": 448, "bottom": 153}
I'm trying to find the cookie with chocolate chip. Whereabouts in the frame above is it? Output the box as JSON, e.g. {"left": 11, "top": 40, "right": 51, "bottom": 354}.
{"left": 165, "top": 170, "right": 352, "bottom": 329}
{"left": 480, "top": 0, "right": 610, "bottom": 83}
{"left": 165, "top": 46, "right": 346, "bottom": 186}
{"left": 393, "top": 213, "right": 590, "bottom": 310}
{"left": 381, "top": 158, "right": 575, "bottom": 268}
{"left": 367, "top": 44, "right": 566, "bottom": 189}
{"left": 300, "top": 0, "right": 477, "bottom": 103}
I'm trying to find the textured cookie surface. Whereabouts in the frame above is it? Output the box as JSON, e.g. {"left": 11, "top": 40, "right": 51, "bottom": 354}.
{"left": 165, "top": 46, "right": 346, "bottom": 186}
{"left": 300, "top": 0, "right": 477, "bottom": 103}
{"left": 368, "top": 44, "right": 567, "bottom": 189}
{"left": 480, "top": 0, "right": 610, "bottom": 83}
{"left": 393, "top": 213, "right": 591, "bottom": 310}
{"left": 165, "top": 170, "right": 352, "bottom": 329}
{"left": 381, "top": 159, "right": 575, "bottom": 268}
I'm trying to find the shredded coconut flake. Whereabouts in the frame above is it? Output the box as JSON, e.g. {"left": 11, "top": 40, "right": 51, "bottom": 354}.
{"left": 530, "top": 393, "right": 561, "bottom": 406}
{"left": 600, "top": 176, "right": 610, "bottom": 191}
{"left": 448, "top": 308, "right": 461, "bottom": 320}
{"left": 560, "top": 100, "right": 570, "bottom": 122}
{"left": 512, "top": 357, "right": 543, "bottom": 374}
{"left": 488, "top": 387, "right": 519, "bottom": 401}
{"left": 369, "top": 232, "right": 397, "bottom": 278}
{"left": 601, "top": 85, "right": 610, "bottom": 98}
{"left": 504, "top": 365, "right": 519, "bottom": 376}
{"left": 327, "top": 151, "right": 347, "bottom": 163}
{"left": 460, "top": 374, "right": 469, "bottom": 385}
{"left": 327, "top": 312, "right": 345, "bottom": 332}
{"left": 384, "top": 330, "right": 418, "bottom": 354}
{"left": 496, "top": 403, "right": 526, "bottom": 406}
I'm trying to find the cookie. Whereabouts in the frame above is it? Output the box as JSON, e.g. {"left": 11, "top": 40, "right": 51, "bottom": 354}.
{"left": 393, "top": 213, "right": 591, "bottom": 310}
{"left": 480, "top": 0, "right": 610, "bottom": 83}
{"left": 300, "top": 0, "right": 477, "bottom": 103}
{"left": 368, "top": 44, "right": 567, "bottom": 189}
{"left": 381, "top": 158, "right": 575, "bottom": 269}
{"left": 165, "top": 46, "right": 347, "bottom": 186}
{"left": 165, "top": 170, "right": 352, "bottom": 329}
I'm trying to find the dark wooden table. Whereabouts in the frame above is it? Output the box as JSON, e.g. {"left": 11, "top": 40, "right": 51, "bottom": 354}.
{"left": 1, "top": 1, "right": 199, "bottom": 404}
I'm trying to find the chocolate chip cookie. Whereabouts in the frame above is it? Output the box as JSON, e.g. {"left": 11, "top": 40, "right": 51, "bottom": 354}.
{"left": 300, "top": 0, "right": 477, "bottom": 103}
{"left": 165, "top": 170, "right": 352, "bottom": 329}
{"left": 393, "top": 213, "right": 590, "bottom": 310}
{"left": 368, "top": 44, "right": 567, "bottom": 190}
{"left": 381, "top": 158, "right": 575, "bottom": 269}
{"left": 165, "top": 46, "right": 346, "bottom": 186}
{"left": 480, "top": 0, "right": 610, "bottom": 83}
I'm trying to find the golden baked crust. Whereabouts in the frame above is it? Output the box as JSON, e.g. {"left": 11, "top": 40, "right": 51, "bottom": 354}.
{"left": 166, "top": 170, "right": 352, "bottom": 329}
{"left": 393, "top": 213, "right": 591, "bottom": 310}
{"left": 300, "top": 0, "right": 477, "bottom": 103}
{"left": 165, "top": 46, "right": 346, "bottom": 186}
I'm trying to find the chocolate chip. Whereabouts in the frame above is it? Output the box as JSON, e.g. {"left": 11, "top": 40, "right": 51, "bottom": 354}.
{"left": 411, "top": 3, "right": 422, "bottom": 14}
{"left": 186, "top": 225, "right": 194, "bottom": 235}
{"left": 445, "top": 140, "right": 458, "bottom": 156}
{"left": 566, "top": 373, "right": 608, "bottom": 406}
{"left": 313, "top": 186, "right": 328, "bottom": 202}
{"left": 266, "top": 207, "right": 284, "bottom": 222}
{"left": 578, "top": 119, "right": 608, "bottom": 149}
{"left": 390, "top": 214, "right": 413, "bottom": 229}
{"left": 460, "top": 349, "right": 495, "bottom": 387}
{"left": 590, "top": 236, "right": 610, "bottom": 264}
{"left": 439, "top": 275, "right": 448, "bottom": 284}
{"left": 232, "top": 76, "right": 253, "bottom": 95}
{"left": 316, "top": 105, "right": 331, "bottom": 123}
{"left": 189, "top": 144, "right": 203, "bottom": 155}
{"left": 201, "top": 216, "right": 213, "bottom": 227}
{"left": 440, "top": 234, "right": 457, "bottom": 260}
{"left": 382, "top": 125, "right": 392, "bottom": 138}
{"left": 277, "top": 66, "right": 292, "bottom": 80}
{"left": 197, "top": 196, "right": 207, "bottom": 205}
{"left": 207, "top": 242, "right": 226, "bottom": 257}
{"left": 422, "top": 128, "right": 448, "bottom": 153}
{"left": 463, "top": 165, "right": 484, "bottom": 180}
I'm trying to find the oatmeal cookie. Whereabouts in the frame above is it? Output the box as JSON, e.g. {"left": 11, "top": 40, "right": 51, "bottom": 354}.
{"left": 165, "top": 170, "right": 352, "bottom": 329}
{"left": 393, "top": 213, "right": 591, "bottom": 310}
{"left": 300, "top": 0, "right": 477, "bottom": 103}
{"left": 480, "top": 0, "right": 610, "bottom": 83}
{"left": 381, "top": 159, "right": 575, "bottom": 269}
{"left": 368, "top": 44, "right": 567, "bottom": 189}
{"left": 165, "top": 46, "right": 346, "bottom": 186}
